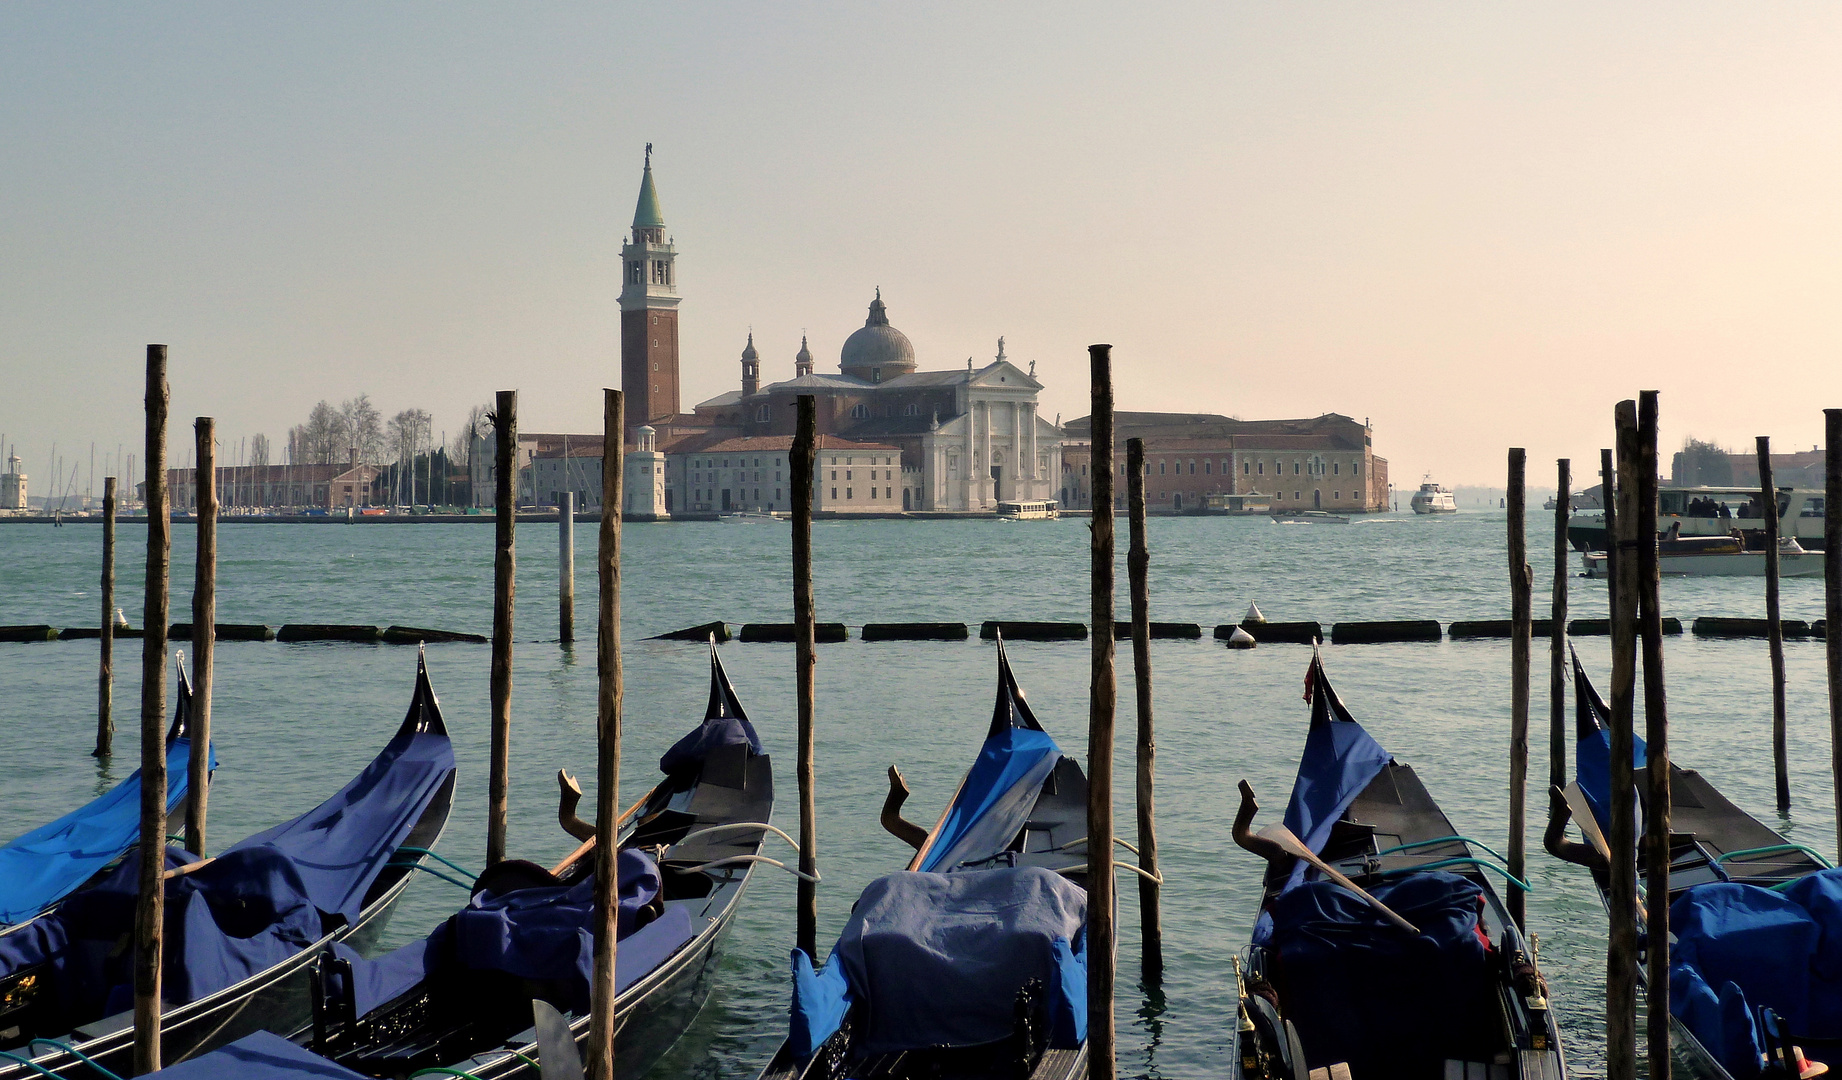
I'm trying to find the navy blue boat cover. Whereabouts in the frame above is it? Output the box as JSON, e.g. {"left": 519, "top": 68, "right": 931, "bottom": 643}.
{"left": 1266, "top": 872, "right": 1498, "bottom": 1077}
{"left": 1273, "top": 655, "right": 1392, "bottom": 896}
{"left": 150, "top": 1030, "right": 368, "bottom": 1078}
{"left": 0, "top": 688, "right": 452, "bottom": 1022}
{"left": 659, "top": 646, "right": 762, "bottom": 779}
{"left": 1670, "top": 868, "right": 1842, "bottom": 1079}
{"left": 918, "top": 644, "right": 1060, "bottom": 874}
{"left": 339, "top": 846, "right": 696, "bottom": 1017}
{"left": 792, "top": 867, "right": 1087, "bottom": 1059}
{"left": 0, "top": 666, "right": 215, "bottom": 927}
{"left": 1572, "top": 654, "right": 1647, "bottom": 829}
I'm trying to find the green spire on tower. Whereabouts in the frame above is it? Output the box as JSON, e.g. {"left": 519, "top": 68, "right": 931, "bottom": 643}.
{"left": 632, "top": 143, "right": 665, "bottom": 229}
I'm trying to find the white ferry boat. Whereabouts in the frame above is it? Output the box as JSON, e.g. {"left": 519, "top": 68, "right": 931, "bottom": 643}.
{"left": 1567, "top": 485, "right": 1826, "bottom": 552}
{"left": 1410, "top": 476, "right": 1458, "bottom": 514}
{"left": 995, "top": 499, "right": 1059, "bottom": 521}
{"left": 1583, "top": 534, "right": 1823, "bottom": 578}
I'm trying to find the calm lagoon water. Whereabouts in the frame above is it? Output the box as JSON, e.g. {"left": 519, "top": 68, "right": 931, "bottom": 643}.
{"left": 2, "top": 511, "right": 1836, "bottom": 1078}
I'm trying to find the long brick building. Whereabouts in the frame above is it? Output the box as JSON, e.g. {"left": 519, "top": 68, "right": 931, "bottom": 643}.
{"left": 1058, "top": 412, "right": 1389, "bottom": 513}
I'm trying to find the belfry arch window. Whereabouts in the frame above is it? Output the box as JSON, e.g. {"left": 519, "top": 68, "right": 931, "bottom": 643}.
{"left": 850, "top": 404, "right": 870, "bottom": 419}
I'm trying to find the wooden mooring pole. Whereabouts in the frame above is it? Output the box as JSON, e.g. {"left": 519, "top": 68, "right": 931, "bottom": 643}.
{"left": 1547, "top": 459, "right": 1570, "bottom": 833}
{"left": 95, "top": 475, "right": 116, "bottom": 758}
{"left": 488, "top": 389, "right": 517, "bottom": 867}
{"left": 1638, "top": 391, "right": 1672, "bottom": 1080}
{"left": 1088, "top": 344, "right": 1118, "bottom": 1080}
{"left": 134, "top": 345, "right": 170, "bottom": 1075}
{"left": 586, "top": 390, "right": 623, "bottom": 1080}
{"left": 560, "top": 491, "right": 576, "bottom": 645}
{"left": 791, "top": 394, "right": 819, "bottom": 960}
{"left": 1758, "top": 436, "right": 1790, "bottom": 811}
{"left": 1506, "top": 448, "right": 1531, "bottom": 931}
{"left": 1827, "top": 409, "right": 1842, "bottom": 861}
{"left": 186, "top": 418, "right": 216, "bottom": 856}
{"left": 1606, "top": 401, "right": 1641, "bottom": 1080}
{"left": 1124, "top": 437, "right": 1162, "bottom": 980}
{"left": 1602, "top": 448, "right": 1619, "bottom": 627}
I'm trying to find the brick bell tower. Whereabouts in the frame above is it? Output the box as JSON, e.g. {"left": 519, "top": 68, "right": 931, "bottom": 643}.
{"left": 620, "top": 144, "right": 680, "bottom": 442}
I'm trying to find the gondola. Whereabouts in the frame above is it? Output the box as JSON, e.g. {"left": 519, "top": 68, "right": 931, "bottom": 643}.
{"left": 289, "top": 641, "right": 774, "bottom": 1079}
{"left": 0, "top": 651, "right": 458, "bottom": 1077}
{"left": 1547, "top": 653, "right": 1839, "bottom": 1080}
{"left": 757, "top": 638, "right": 1091, "bottom": 1080}
{"left": 0, "top": 655, "right": 215, "bottom": 935}
{"left": 1231, "top": 652, "right": 1566, "bottom": 1080}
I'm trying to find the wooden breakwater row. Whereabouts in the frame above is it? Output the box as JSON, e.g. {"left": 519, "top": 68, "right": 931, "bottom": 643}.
{"left": 0, "top": 623, "right": 486, "bottom": 644}
{"left": 647, "top": 616, "right": 1833, "bottom": 644}
{"left": 4, "top": 615, "right": 1822, "bottom": 646}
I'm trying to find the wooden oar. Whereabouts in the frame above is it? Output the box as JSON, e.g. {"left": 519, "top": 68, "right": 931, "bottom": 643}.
{"left": 1254, "top": 823, "right": 1420, "bottom": 935}
{"left": 1234, "top": 780, "right": 1418, "bottom": 935}
{"left": 547, "top": 785, "right": 657, "bottom": 876}
{"left": 1557, "top": 782, "right": 1646, "bottom": 926}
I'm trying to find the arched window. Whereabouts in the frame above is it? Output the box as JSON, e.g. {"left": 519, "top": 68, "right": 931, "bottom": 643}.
{"left": 904, "top": 403, "right": 920, "bottom": 416}
{"left": 850, "top": 403, "right": 870, "bottom": 419}
{"left": 755, "top": 405, "right": 769, "bottom": 422}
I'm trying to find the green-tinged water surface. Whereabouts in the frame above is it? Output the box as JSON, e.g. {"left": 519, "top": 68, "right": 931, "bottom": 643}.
{"left": 1, "top": 511, "right": 1833, "bottom": 1078}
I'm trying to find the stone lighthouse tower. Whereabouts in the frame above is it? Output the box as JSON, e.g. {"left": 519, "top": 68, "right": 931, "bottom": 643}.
{"left": 619, "top": 144, "right": 680, "bottom": 442}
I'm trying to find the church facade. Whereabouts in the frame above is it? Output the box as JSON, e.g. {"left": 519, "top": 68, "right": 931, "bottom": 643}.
{"left": 687, "top": 298, "right": 1062, "bottom": 512}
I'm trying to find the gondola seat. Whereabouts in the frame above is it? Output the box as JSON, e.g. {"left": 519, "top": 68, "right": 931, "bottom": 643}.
{"left": 1266, "top": 872, "right": 1499, "bottom": 1080}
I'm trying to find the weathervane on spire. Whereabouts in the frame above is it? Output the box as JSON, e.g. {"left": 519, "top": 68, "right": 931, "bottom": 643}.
{"left": 645, "top": 142, "right": 653, "bottom": 167}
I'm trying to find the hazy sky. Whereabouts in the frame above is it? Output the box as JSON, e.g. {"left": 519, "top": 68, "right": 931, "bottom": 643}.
{"left": 6, "top": 4, "right": 1842, "bottom": 490}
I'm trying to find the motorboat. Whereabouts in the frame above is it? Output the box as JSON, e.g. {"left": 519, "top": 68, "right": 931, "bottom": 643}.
{"left": 1272, "top": 511, "right": 1350, "bottom": 525}
{"left": 1582, "top": 534, "right": 1823, "bottom": 578}
{"left": 1409, "top": 477, "right": 1458, "bottom": 515}
{"left": 718, "top": 511, "right": 785, "bottom": 524}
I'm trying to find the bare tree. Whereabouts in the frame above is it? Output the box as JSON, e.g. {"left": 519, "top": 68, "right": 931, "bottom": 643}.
{"left": 304, "top": 401, "right": 342, "bottom": 464}
{"left": 389, "top": 408, "right": 432, "bottom": 505}
{"left": 341, "top": 395, "right": 384, "bottom": 463}
{"left": 249, "top": 434, "right": 271, "bottom": 468}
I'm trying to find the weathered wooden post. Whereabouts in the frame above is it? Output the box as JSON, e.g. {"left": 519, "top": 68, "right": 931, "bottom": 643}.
{"left": 586, "top": 390, "right": 623, "bottom": 1080}
{"left": 1638, "top": 391, "right": 1672, "bottom": 1080}
{"left": 134, "top": 344, "right": 170, "bottom": 1075}
{"left": 1758, "top": 437, "right": 1790, "bottom": 811}
{"left": 1548, "top": 459, "right": 1570, "bottom": 832}
{"left": 791, "top": 394, "right": 819, "bottom": 959}
{"left": 95, "top": 475, "right": 116, "bottom": 758}
{"left": 1829, "top": 409, "right": 1842, "bottom": 858}
{"left": 186, "top": 418, "right": 216, "bottom": 856}
{"left": 1602, "top": 448, "right": 1619, "bottom": 626}
{"left": 1088, "top": 344, "right": 1118, "bottom": 1080}
{"left": 1124, "top": 437, "right": 1162, "bottom": 979}
{"left": 1606, "top": 401, "right": 1641, "bottom": 1080}
{"left": 488, "top": 389, "right": 517, "bottom": 867}
{"left": 1507, "top": 448, "right": 1531, "bottom": 931}
{"left": 560, "top": 491, "right": 576, "bottom": 645}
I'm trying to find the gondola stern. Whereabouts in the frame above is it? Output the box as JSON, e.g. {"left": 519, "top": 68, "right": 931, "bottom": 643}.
{"left": 165, "top": 650, "right": 193, "bottom": 746}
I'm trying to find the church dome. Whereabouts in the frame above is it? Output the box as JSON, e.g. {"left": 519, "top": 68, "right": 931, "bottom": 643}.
{"left": 840, "top": 289, "right": 917, "bottom": 382}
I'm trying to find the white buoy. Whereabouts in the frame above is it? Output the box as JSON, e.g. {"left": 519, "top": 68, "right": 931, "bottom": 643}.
{"left": 1226, "top": 626, "right": 1257, "bottom": 649}
{"left": 1243, "top": 602, "right": 1266, "bottom": 625}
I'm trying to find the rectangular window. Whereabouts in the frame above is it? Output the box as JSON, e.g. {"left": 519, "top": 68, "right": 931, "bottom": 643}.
{"left": 1294, "top": 463, "right": 1300, "bottom": 475}
{"left": 776, "top": 489, "right": 782, "bottom": 500}
{"left": 1158, "top": 462, "right": 1165, "bottom": 474}
{"left": 846, "top": 470, "right": 853, "bottom": 480}
{"left": 1189, "top": 462, "right": 1196, "bottom": 474}
{"left": 1334, "top": 492, "right": 1341, "bottom": 500}
{"left": 1354, "top": 463, "right": 1361, "bottom": 477}
{"left": 846, "top": 488, "right": 853, "bottom": 499}
{"left": 1333, "top": 463, "right": 1340, "bottom": 475}
{"left": 831, "top": 487, "right": 838, "bottom": 499}
{"left": 1204, "top": 461, "right": 1211, "bottom": 474}
{"left": 831, "top": 470, "right": 837, "bottom": 480}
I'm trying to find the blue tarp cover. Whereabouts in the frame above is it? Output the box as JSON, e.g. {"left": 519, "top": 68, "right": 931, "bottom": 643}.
{"left": 1276, "top": 660, "right": 1392, "bottom": 894}
{"left": 919, "top": 727, "right": 1060, "bottom": 874}
{"left": 1572, "top": 654, "right": 1648, "bottom": 830}
{"left": 822, "top": 867, "right": 1088, "bottom": 1056}
{"left": 342, "top": 847, "right": 695, "bottom": 1017}
{"left": 150, "top": 1029, "right": 369, "bottom": 1079}
{"left": 0, "top": 736, "right": 213, "bottom": 926}
{"left": 0, "top": 726, "right": 451, "bottom": 1024}
{"left": 1267, "top": 872, "right": 1497, "bottom": 1078}
{"left": 1670, "top": 869, "right": 1842, "bottom": 1077}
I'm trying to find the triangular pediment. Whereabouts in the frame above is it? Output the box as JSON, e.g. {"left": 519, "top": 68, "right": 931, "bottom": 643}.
{"left": 967, "top": 360, "right": 1040, "bottom": 391}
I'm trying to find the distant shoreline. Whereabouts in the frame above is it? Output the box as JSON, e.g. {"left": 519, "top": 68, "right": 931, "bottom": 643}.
{"left": 0, "top": 509, "right": 1108, "bottom": 525}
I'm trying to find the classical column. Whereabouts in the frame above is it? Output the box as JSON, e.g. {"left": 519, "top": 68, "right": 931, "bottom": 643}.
{"left": 980, "top": 401, "right": 992, "bottom": 507}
